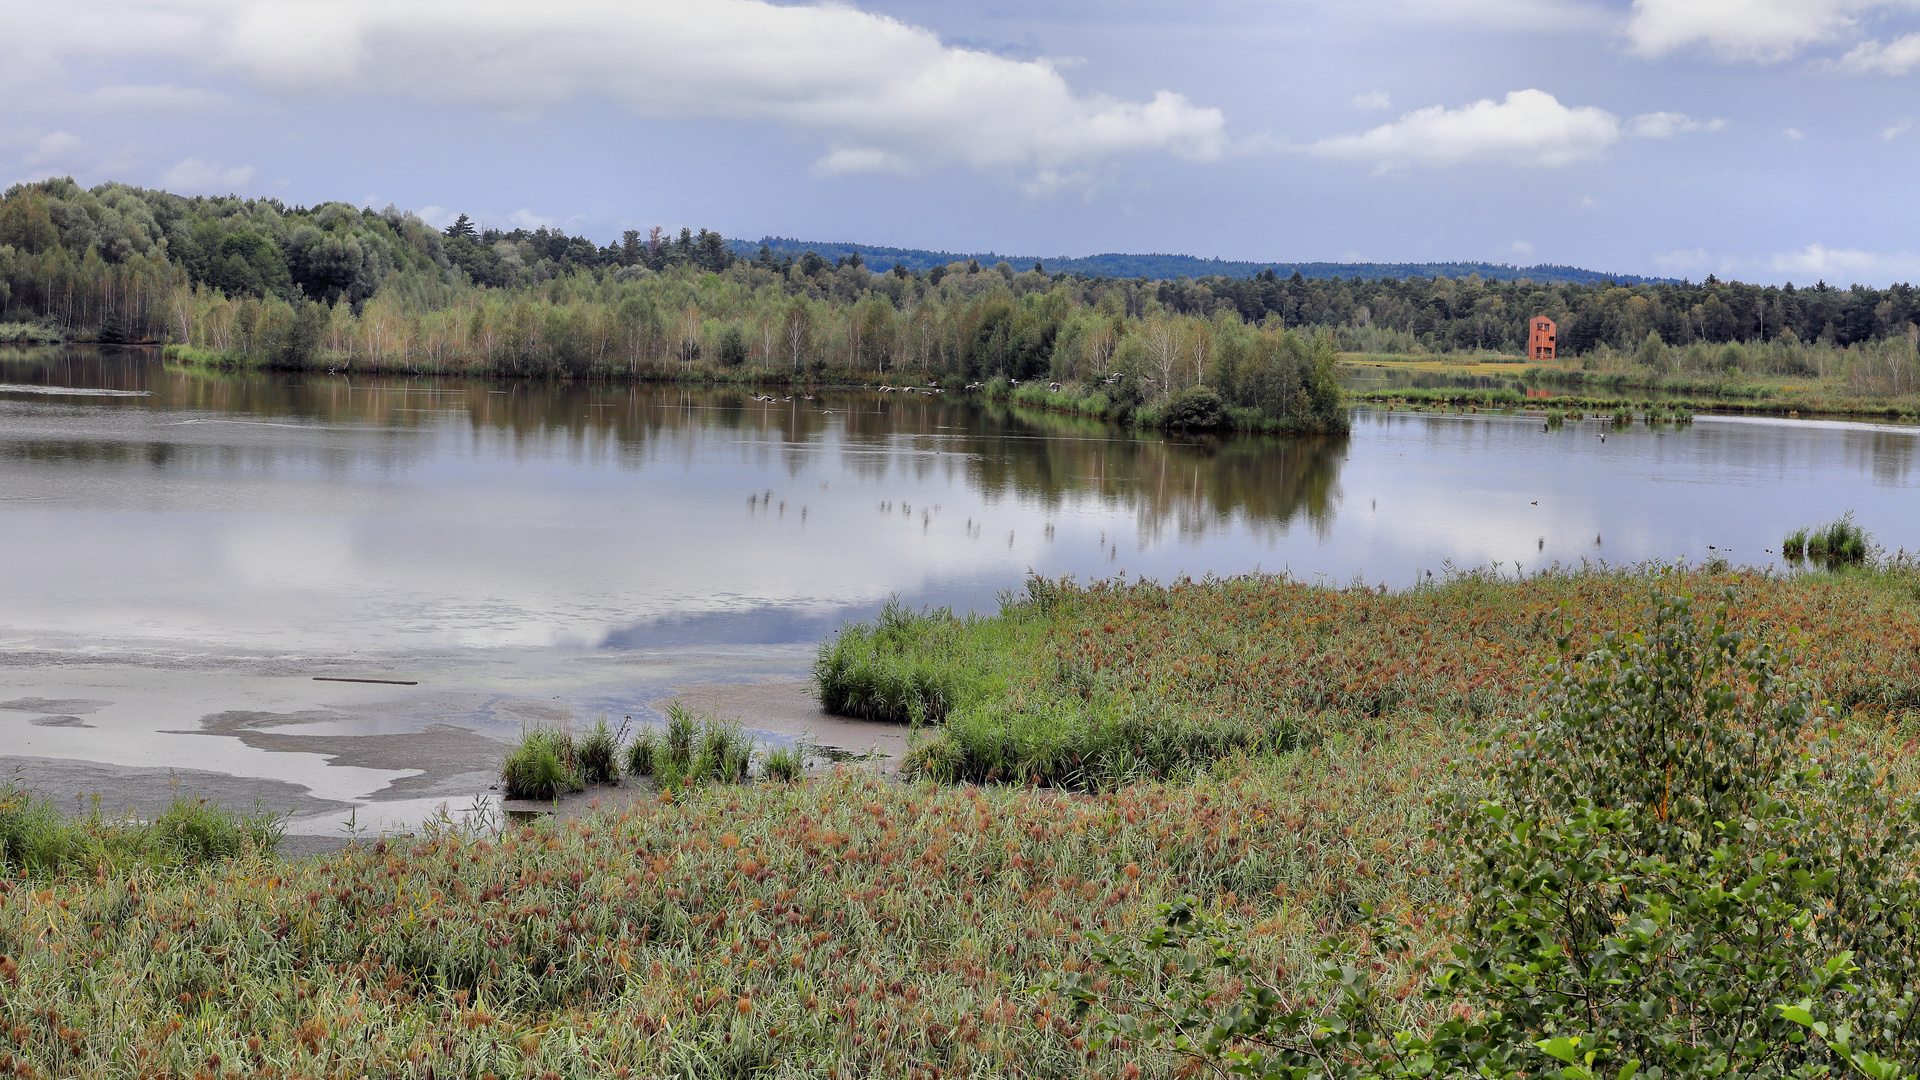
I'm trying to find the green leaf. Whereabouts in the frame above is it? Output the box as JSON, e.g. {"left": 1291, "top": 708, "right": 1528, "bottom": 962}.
{"left": 1538, "top": 1037, "right": 1584, "bottom": 1065}
{"left": 1848, "top": 1052, "right": 1903, "bottom": 1080}
{"left": 1777, "top": 1004, "right": 1817, "bottom": 1029}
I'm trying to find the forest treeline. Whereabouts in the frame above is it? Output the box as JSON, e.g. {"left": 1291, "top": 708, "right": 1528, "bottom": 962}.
{"left": 736, "top": 237, "right": 1672, "bottom": 286}
{"left": 3, "top": 176, "right": 1917, "bottom": 422}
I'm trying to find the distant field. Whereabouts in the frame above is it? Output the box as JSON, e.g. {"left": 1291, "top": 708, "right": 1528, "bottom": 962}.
{"left": 1341, "top": 352, "right": 1920, "bottom": 422}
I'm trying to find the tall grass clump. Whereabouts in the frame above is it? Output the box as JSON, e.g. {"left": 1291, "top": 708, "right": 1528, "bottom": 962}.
{"left": 697, "top": 716, "right": 753, "bottom": 782}
{"left": 0, "top": 784, "right": 283, "bottom": 875}
{"left": 501, "top": 726, "right": 584, "bottom": 801}
{"left": 576, "top": 717, "right": 623, "bottom": 784}
{"left": 631, "top": 703, "right": 759, "bottom": 791}
{"left": 1810, "top": 511, "right": 1872, "bottom": 567}
{"left": 0, "top": 784, "right": 78, "bottom": 873}
{"left": 813, "top": 597, "right": 1013, "bottom": 723}
{"left": 148, "top": 796, "right": 285, "bottom": 862}
{"left": 760, "top": 742, "right": 804, "bottom": 782}
{"left": 625, "top": 726, "right": 659, "bottom": 776}
{"left": 1784, "top": 511, "right": 1872, "bottom": 569}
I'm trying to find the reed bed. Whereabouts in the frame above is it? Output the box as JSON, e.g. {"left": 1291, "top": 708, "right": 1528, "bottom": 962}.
{"left": 821, "top": 564, "right": 1920, "bottom": 787}
{"left": 9, "top": 565, "right": 1920, "bottom": 1075}
{"left": 0, "top": 749, "right": 1454, "bottom": 1078}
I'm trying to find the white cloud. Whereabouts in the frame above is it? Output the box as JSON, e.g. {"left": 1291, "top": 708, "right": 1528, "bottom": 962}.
{"left": 78, "top": 84, "right": 233, "bottom": 112}
{"left": 1836, "top": 32, "right": 1920, "bottom": 73}
{"left": 160, "top": 157, "right": 255, "bottom": 193}
{"left": 1390, "top": 0, "right": 1613, "bottom": 31}
{"left": 1887, "top": 117, "right": 1917, "bottom": 137}
{"left": 1628, "top": 111, "right": 1725, "bottom": 137}
{"left": 812, "top": 147, "right": 917, "bottom": 177}
{"left": 1625, "top": 0, "right": 1884, "bottom": 61}
{"left": 0, "top": 0, "right": 1228, "bottom": 184}
{"left": 1769, "top": 243, "right": 1889, "bottom": 277}
{"left": 1649, "top": 244, "right": 1920, "bottom": 284}
{"left": 24, "top": 131, "right": 85, "bottom": 168}
{"left": 1306, "top": 90, "right": 1708, "bottom": 172}
{"left": 1769, "top": 244, "right": 1920, "bottom": 283}
{"left": 1309, "top": 91, "right": 1620, "bottom": 171}
{"left": 1351, "top": 90, "right": 1392, "bottom": 111}
{"left": 414, "top": 205, "right": 460, "bottom": 229}
{"left": 1511, "top": 240, "right": 1534, "bottom": 255}
{"left": 1785, "top": 127, "right": 1806, "bottom": 139}
{"left": 1653, "top": 247, "right": 1716, "bottom": 275}
{"left": 506, "top": 209, "right": 558, "bottom": 230}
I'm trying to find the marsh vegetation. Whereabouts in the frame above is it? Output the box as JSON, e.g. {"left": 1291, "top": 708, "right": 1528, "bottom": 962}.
{"left": 5, "top": 561, "right": 1920, "bottom": 1074}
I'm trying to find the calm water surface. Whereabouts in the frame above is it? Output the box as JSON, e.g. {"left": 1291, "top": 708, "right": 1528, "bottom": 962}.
{"left": 2, "top": 347, "right": 1915, "bottom": 832}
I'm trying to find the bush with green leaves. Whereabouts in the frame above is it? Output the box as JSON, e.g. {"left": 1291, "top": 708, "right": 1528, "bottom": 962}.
{"left": 1071, "top": 588, "right": 1920, "bottom": 1080}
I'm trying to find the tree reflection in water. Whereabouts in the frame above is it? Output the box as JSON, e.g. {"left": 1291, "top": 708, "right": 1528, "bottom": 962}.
{"left": 1, "top": 348, "right": 1345, "bottom": 541}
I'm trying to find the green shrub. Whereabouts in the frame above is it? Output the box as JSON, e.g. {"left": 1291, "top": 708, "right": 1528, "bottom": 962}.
{"left": 501, "top": 727, "right": 583, "bottom": 801}
{"left": 1074, "top": 588, "right": 1920, "bottom": 1080}
{"left": 1783, "top": 526, "right": 1809, "bottom": 560}
{"left": 1161, "top": 385, "right": 1226, "bottom": 431}
{"left": 0, "top": 322, "right": 64, "bottom": 345}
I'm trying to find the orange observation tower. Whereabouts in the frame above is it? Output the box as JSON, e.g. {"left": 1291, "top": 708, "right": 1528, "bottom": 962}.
{"left": 1528, "top": 316, "right": 1557, "bottom": 361}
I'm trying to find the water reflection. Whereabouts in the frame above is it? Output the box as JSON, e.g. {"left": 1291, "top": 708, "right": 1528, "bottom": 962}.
{"left": 2, "top": 348, "right": 1916, "bottom": 661}
{"left": 0, "top": 348, "right": 1347, "bottom": 545}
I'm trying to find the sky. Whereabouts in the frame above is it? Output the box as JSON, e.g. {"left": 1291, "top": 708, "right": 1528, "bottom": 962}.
{"left": 1, "top": 0, "right": 1917, "bottom": 284}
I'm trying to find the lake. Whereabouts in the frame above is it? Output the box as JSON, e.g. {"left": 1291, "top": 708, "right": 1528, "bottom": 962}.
{"left": 3, "top": 347, "right": 1915, "bottom": 835}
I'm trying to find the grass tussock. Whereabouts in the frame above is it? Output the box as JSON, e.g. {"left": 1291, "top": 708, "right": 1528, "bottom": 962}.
{"left": 813, "top": 598, "right": 997, "bottom": 723}
{"left": 505, "top": 707, "right": 767, "bottom": 799}
{"left": 820, "top": 563, "right": 1920, "bottom": 788}
{"left": 0, "top": 785, "right": 283, "bottom": 876}
{"left": 1784, "top": 511, "right": 1872, "bottom": 569}
{"left": 500, "top": 726, "right": 586, "bottom": 801}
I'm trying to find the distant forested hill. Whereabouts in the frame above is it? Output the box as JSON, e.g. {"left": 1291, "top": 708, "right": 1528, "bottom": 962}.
{"left": 734, "top": 237, "right": 1673, "bottom": 286}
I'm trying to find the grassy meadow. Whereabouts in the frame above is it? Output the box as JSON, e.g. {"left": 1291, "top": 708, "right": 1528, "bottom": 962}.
{"left": 1343, "top": 352, "right": 1920, "bottom": 422}
{"left": 6, "top": 562, "right": 1920, "bottom": 1076}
